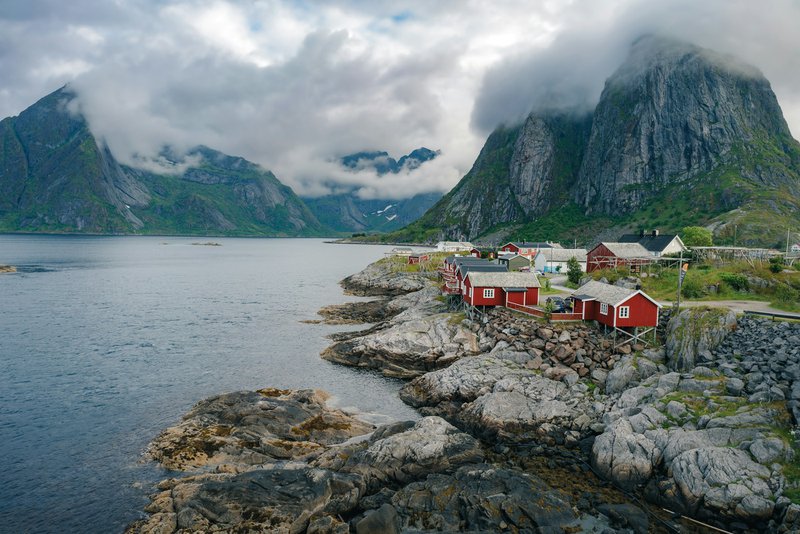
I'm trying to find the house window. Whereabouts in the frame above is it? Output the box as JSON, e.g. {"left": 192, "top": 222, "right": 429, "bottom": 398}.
{"left": 483, "top": 288, "right": 495, "bottom": 299}
{"left": 619, "top": 306, "right": 630, "bottom": 319}
{"left": 600, "top": 303, "right": 609, "bottom": 315}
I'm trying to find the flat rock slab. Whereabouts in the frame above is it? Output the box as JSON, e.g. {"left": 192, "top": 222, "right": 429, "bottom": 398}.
{"left": 148, "top": 388, "right": 374, "bottom": 471}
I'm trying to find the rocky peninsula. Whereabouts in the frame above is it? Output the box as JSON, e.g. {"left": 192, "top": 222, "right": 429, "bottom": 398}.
{"left": 132, "top": 256, "right": 800, "bottom": 533}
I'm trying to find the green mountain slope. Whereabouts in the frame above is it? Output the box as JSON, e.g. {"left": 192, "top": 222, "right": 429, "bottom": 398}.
{"left": 387, "top": 36, "right": 800, "bottom": 248}
{"left": 0, "top": 87, "right": 325, "bottom": 236}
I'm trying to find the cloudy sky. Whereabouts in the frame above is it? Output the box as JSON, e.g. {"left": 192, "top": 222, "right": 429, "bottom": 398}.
{"left": 2, "top": 0, "right": 799, "bottom": 199}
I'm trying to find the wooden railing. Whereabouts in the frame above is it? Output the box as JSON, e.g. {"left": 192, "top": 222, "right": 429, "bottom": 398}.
{"left": 506, "top": 302, "right": 582, "bottom": 322}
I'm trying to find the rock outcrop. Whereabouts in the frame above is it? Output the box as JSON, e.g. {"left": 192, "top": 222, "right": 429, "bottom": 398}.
{"left": 665, "top": 307, "right": 737, "bottom": 371}
{"left": 147, "top": 388, "right": 374, "bottom": 471}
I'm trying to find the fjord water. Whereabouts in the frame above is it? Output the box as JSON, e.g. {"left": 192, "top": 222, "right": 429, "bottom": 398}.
{"left": 0, "top": 235, "right": 418, "bottom": 533}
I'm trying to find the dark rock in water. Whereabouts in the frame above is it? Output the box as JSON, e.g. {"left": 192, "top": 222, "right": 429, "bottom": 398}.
{"left": 391, "top": 464, "right": 578, "bottom": 532}
{"left": 316, "top": 299, "right": 398, "bottom": 325}
{"left": 147, "top": 388, "right": 374, "bottom": 470}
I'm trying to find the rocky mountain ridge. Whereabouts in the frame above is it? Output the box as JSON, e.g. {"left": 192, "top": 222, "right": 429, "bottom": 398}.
{"left": 302, "top": 148, "right": 442, "bottom": 233}
{"left": 397, "top": 36, "right": 800, "bottom": 247}
{"left": 0, "top": 87, "right": 324, "bottom": 235}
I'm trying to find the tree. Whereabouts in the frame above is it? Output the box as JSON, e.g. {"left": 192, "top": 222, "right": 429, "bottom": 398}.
{"left": 681, "top": 226, "right": 713, "bottom": 247}
{"left": 567, "top": 256, "right": 582, "bottom": 285}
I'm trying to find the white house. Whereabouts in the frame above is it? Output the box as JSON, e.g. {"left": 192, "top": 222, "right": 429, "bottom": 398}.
{"left": 436, "top": 241, "right": 474, "bottom": 252}
{"left": 533, "top": 248, "right": 588, "bottom": 273}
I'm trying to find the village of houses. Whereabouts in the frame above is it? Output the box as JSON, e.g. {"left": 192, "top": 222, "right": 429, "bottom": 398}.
{"left": 389, "top": 231, "right": 798, "bottom": 348}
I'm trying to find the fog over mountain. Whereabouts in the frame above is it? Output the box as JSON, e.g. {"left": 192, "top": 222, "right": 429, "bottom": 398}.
{"left": 2, "top": 0, "right": 799, "bottom": 200}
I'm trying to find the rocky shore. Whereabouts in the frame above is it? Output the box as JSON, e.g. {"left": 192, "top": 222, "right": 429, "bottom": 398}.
{"left": 132, "top": 257, "right": 800, "bottom": 533}
{"left": 0, "top": 264, "right": 16, "bottom": 273}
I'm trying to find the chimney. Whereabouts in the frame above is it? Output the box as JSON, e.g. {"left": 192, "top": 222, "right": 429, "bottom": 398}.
{"left": 652, "top": 229, "right": 659, "bottom": 237}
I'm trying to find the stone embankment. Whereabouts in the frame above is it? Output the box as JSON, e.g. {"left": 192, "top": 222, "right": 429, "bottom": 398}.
{"left": 322, "top": 261, "right": 800, "bottom": 532}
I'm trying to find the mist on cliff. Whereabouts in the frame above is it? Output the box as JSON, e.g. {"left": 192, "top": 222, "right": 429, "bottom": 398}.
{"left": 472, "top": 0, "right": 800, "bottom": 136}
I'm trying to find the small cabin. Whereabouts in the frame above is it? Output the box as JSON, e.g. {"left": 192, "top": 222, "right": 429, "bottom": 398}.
{"left": 533, "top": 248, "right": 587, "bottom": 273}
{"left": 497, "top": 253, "right": 531, "bottom": 272}
{"left": 408, "top": 253, "right": 430, "bottom": 265}
{"left": 571, "top": 280, "right": 660, "bottom": 329}
{"left": 464, "top": 271, "right": 540, "bottom": 307}
{"left": 586, "top": 242, "right": 652, "bottom": 273}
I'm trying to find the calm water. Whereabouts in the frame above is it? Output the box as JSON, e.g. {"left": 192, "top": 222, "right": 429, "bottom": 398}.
{"left": 0, "top": 235, "right": 419, "bottom": 533}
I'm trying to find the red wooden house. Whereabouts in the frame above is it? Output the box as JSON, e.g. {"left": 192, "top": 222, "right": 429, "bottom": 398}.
{"left": 408, "top": 253, "right": 430, "bottom": 264}
{"left": 571, "top": 281, "right": 660, "bottom": 329}
{"left": 464, "top": 271, "right": 540, "bottom": 307}
{"left": 499, "top": 241, "right": 552, "bottom": 257}
{"left": 586, "top": 242, "right": 652, "bottom": 273}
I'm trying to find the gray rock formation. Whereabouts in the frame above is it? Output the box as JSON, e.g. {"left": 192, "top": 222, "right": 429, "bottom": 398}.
{"left": 666, "top": 307, "right": 737, "bottom": 371}
{"left": 391, "top": 464, "right": 579, "bottom": 532}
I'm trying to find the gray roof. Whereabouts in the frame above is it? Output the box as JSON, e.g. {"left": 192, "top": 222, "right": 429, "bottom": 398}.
{"left": 572, "top": 280, "right": 660, "bottom": 307}
{"left": 457, "top": 264, "right": 507, "bottom": 277}
{"left": 599, "top": 242, "right": 651, "bottom": 258}
{"left": 467, "top": 271, "right": 540, "bottom": 288}
{"left": 618, "top": 233, "right": 684, "bottom": 253}
{"left": 537, "top": 248, "right": 587, "bottom": 262}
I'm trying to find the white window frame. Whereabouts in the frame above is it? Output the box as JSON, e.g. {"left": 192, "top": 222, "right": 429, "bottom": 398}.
{"left": 600, "top": 302, "right": 609, "bottom": 315}
{"left": 483, "top": 288, "right": 495, "bottom": 299}
{"left": 618, "top": 306, "right": 630, "bottom": 319}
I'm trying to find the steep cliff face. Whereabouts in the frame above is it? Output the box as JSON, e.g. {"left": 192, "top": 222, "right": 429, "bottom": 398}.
{"left": 400, "top": 36, "right": 800, "bottom": 246}
{"left": 510, "top": 113, "right": 592, "bottom": 216}
{"left": 402, "top": 112, "right": 590, "bottom": 241}
{"left": 0, "top": 87, "right": 325, "bottom": 236}
{"left": 576, "top": 36, "right": 800, "bottom": 215}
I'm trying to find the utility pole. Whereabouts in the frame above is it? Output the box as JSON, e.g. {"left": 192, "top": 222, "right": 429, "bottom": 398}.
{"left": 787, "top": 228, "right": 791, "bottom": 256}
{"left": 676, "top": 249, "right": 684, "bottom": 310}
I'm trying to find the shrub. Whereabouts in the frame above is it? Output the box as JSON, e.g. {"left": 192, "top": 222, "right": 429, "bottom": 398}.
{"left": 566, "top": 256, "right": 582, "bottom": 285}
{"left": 681, "top": 277, "right": 706, "bottom": 298}
{"left": 775, "top": 284, "right": 800, "bottom": 305}
{"left": 719, "top": 272, "right": 749, "bottom": 292}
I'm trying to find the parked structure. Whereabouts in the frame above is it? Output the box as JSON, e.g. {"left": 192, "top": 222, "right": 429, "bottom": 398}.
{"left": 497, "top": 253, "right": 532, "bottom": 272}
{"left": 618, "top": 230, "right": 687, "bottom": 256}
{"left": 464, "top": 271, "right": 540, "bottom": 307}
{"left": 533, "top": 248, "right": 587, "bottom": 273}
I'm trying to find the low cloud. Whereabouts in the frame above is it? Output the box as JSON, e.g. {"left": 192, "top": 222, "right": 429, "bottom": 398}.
{"left": 473, "top": 0, "right": 800, "bottom": 136}
{"left": 2, "top": 1, "right": 800, "bottom": 200}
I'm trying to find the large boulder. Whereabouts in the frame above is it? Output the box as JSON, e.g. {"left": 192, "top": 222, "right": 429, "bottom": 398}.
{"left": 329, "top": 417, "right": 485, "bottom": 492}
{"left": 592, "top": 419, "right": 662, "bottom": 489}
{"left": 666, "top": 307, "right": 736, "bottom": 371}
{"left": 391, "top": 464, "right": 579, "bottom": 532}
{"left": 322, "top": 312, "right": 479, "bottom": 378}
{"left": 667, "top": 447, "right": 777, "bottom": 521}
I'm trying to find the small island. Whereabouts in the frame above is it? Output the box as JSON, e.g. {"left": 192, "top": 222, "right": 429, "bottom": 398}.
{"left": 0, "top": 265, "right": 17, "bottom": 274}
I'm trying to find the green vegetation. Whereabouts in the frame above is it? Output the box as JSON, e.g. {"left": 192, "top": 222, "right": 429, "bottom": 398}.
{"left": 681, "top": 226, "right": 713, "bottom": 247}
{"left": 586, "top": 259, "right": 800, "bottom": 311}
{"left": 567, "top": 256, "right": 583, "bottom": 285}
